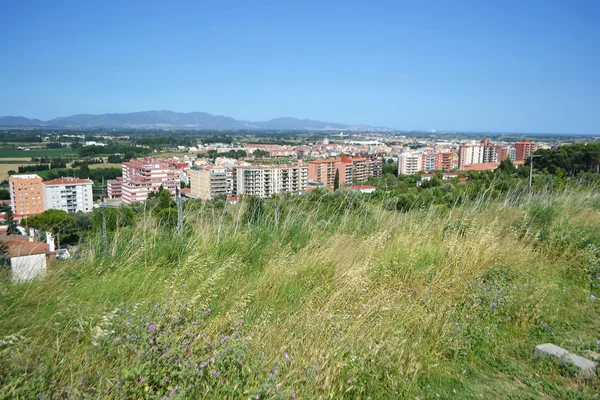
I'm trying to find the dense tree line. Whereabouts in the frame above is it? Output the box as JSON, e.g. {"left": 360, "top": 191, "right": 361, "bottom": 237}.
{"left": 533, "top": 143, "right": 600, "bottom": 175}
{"left": 72, "top": 158, "right": 104, "bottom": 168}
{"left": 76, "top": 144, "right": 150, "bottom": 157}
{"left": 41, "top": 166, "right": 122, "bottom": 182}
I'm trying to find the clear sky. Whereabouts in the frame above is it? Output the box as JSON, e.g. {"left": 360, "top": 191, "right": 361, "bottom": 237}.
{"left": 1, "top": 0, "right": 599, "bottom": 134}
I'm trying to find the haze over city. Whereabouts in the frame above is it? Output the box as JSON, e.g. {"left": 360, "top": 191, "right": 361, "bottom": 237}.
{"left": 1, "top": 0, "right": 599, "bottom": 134}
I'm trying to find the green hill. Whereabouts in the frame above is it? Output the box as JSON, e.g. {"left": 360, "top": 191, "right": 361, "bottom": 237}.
{"left": 1, "top": 187, "right": 599, "bottom": 398}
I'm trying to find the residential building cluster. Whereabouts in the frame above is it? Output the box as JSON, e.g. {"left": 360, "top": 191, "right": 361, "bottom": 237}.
{"left": 397, "top": 139, "right": 541, "bottom": 175}
{"left": 9, "top": 175, "right": 93, "bottom": 218}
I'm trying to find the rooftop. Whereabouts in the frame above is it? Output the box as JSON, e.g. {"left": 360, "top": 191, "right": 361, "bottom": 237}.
{"left": 43, "top": 177, "right": 93, "bottom": 186}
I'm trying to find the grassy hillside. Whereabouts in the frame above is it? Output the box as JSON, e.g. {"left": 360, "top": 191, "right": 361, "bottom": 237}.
{"left": 1, "top": 188, "right": 600, "bottom": 398}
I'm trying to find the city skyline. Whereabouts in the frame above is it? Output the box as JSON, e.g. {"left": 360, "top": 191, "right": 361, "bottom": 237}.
{"left": 1, "top": 1, "right": 599, "bottom": 134}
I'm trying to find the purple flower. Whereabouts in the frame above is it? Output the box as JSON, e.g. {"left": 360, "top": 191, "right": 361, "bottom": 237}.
{"left": 203, "top": 308, "right": 212, "bottom": 315}
{"left": 166, "top": 348, "right": 171, "bottom": 355}
{"left": 199, "top": 362, "right": 206, "bottom": 368}
{"left": 149, "top": 324, "right": 157, "bottom": 331}
{"left": 137, "top": 353, "right": 143, "bottom": 357}
{"left": 255, "top": 395, "right": 260, "bottom": 399}
{"left": 237, "top": 355, "right": 243, "bottom": 362}
{"left": 139, "top": 377, "right": 145, "bottom": 383}
{"left": 114, "top": 337, "right": 121, "bottom": 343}
{"left": 164, "top": 377, "right": 169, "bottom": 383}
{"left": 211, "top": 369, "right": 219, "bottom": 377}
{"left": 39, "top": 394, "right": 47, "bottom": 399}
{"left": 291, "top": 392, "right": 296, "bottom": 398}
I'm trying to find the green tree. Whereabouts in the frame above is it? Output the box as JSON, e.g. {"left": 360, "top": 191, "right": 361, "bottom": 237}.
{"left": 21, "top": 209, "right": 73, "bottom": 235}
{"left": 92, "top": 207, "right": 135, "bottom": 231}
{"left": 1, "top": 204, "right": 19, "bottom": 235}
{"left": 334, "top": 169, "right": 340, "bottom": 191}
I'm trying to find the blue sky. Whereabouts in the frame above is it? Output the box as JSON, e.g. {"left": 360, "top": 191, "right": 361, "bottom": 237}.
{"left": 1, "top": 0, "right": 599, "bottom": 134}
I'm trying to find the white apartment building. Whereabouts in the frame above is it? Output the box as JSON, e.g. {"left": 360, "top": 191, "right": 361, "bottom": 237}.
{"left": 458, "top": 141, "right": 484, "bottom": 169}
{"left": 398, "top": 152, "right": 422, "bottom": 175}
{"left": 234, "top": 164, "right": 308, "bottom": 198}
{"left": 43, "top": 177, "right": 94, "bottom": 213}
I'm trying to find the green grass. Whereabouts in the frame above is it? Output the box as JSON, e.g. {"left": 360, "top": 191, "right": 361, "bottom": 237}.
{"left": 1, "top": 188, "right": 599, "bottom": 399}
{"left": 0, "top": 148, "right": 76, "bottom": 158}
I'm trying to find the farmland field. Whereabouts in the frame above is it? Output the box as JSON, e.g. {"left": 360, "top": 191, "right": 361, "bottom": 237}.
{"left": 0, "top": 147, "right": 76, "bottom": 158}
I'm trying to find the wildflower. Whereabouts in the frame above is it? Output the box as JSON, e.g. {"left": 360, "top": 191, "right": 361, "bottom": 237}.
{"left": 149, "top": 324, "right": 157, "bottom": 331}
{"left": 199, "top": 362, "right": 206, "bottom": 368}
{"left": 255, "top": 395, "right": 260, "bottom": 400}
{"left": 39, "top": 394, "right": 47, "bottom": 399}
{"left": 79, "top": 378, "right": 84, "bottom": 385}
{"left": 348, "top": 379, "right": 353, "bottom": 384}
{"left": 166, "top": 348, "right": 171, "bottom": 355}
{"left": 138, "top": 352, "right": 143, "bottom": 357}
{"left": 164, "top": 377, "right": 169, "bottom": 383}
{"left": 114, "top": 337, "right": 121, "bottom": 343}
{"left": 284, "top": 352, "right": 290, "bottom": 361}
{"left": 436, "top": 394, "right": 440, "bottom": 398}
{"left": 291, "top": 393, "right": 296, "bottom": 398}
{"left": 139, "top": 377, "right": 145, "bottom": 383}
{"left": 211, "top": 369, "right": 219, "bottom": 377}
{"left": 203, "top": 308, "right": 212, "bottom": 315}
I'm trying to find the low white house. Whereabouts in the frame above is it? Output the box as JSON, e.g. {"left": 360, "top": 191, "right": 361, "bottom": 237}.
{"left": 0, "top": 237, "right": 51, "bottom": 282}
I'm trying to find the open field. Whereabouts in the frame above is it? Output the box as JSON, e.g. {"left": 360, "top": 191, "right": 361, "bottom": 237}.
{"left": 1, "top": 188, "right": 599, "bottom": 398}
{"left": 0, "top": 148, "right": 76, "bottom": 158}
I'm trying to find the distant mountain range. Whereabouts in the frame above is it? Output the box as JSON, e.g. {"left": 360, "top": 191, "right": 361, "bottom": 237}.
{"left": 0, "top": 110, "right": 393, "bottom": 131}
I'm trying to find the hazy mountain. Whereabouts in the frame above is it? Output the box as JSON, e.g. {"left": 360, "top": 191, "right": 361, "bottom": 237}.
{"left": 0, "top": 110, "right": 392, "bottom": 131}
{"left": 0, "top": 116, "right": 45, "bottom": 126}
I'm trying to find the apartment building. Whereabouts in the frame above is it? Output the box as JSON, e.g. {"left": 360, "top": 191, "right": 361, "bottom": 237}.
{"left": 307, "top": 158, "right": 339, "bottom": 186}
{"left": 398, "top": 152, "right": 422, "bottom": 175}
{"left": 515, "top": 141, "right": 537, "bottom": 162}
{"left": 9, "top": 174, "right": 45, "bottom": 217}
{"left": 439, "top": 152, "right": 458, "bottom": 170}
{"left": 189, "top": 166, "right": 228, "bottom": 200}
{"left": 43, "top": 177, "right": 94, "bottom": 213}
{"left": 107, "top": 177, "right": 123, "bottom": 198}
{"left": 112, "top": 158, "right": 180, "bottom": 204}
{"left": 234, "top": 164, "right": 308, "bottom": 198}
{"left": 308, "top": 156, "right": 381, "bottom": 186}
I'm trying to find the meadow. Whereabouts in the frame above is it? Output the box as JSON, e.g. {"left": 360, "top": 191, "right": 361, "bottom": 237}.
{"left": 0, "top": 186, "right": 599, "bottom": 398}
{"left": 0, "top": 148, "right": 76, "bottom": 158}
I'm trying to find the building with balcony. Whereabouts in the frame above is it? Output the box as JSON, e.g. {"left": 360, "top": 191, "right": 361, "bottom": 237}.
{"left": 234, "top": 164, "right": 308, "bottom": 198}
{"left": 190, "top": 166, "right": 228, "bottom": 200}
{"left": 113, "top": 158, "right": 180, "bottom": 204}
{"left": 43, "top": 177, "right": 94, "bottom": 213}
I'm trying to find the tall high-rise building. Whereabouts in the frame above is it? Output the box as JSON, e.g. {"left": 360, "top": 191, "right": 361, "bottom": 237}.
{"left": 9, "top": 174, "right": 45, "bottom": 217}
{"left": 190, "top": 166, "right": 228, "bottom": 200}
{"left": 515, "top": 141, "right": 536, "bottom": 162}
{"left": 43, "top": 177, "right": 94, "bottom": 213}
